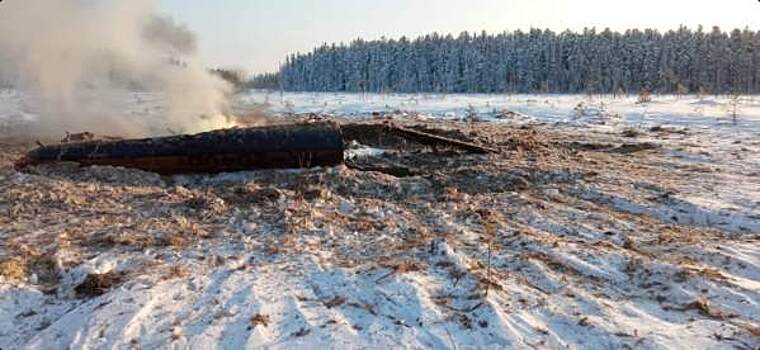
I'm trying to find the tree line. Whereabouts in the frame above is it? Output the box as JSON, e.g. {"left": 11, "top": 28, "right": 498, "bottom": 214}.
{"left": 251, "top": 26, "right": 760, "bottom": 95}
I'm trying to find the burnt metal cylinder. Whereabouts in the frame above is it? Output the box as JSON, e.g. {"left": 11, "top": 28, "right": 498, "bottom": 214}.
{"left": 21, "top": 122, "right": 344, "bottom": 174}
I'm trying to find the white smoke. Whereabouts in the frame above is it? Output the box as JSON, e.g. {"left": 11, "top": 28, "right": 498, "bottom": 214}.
{"left": 0, "top": 0, "right": 234, "bottom": 138}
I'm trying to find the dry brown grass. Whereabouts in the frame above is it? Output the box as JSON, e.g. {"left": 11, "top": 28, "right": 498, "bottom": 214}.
{"left": 682, "top": 265, "right": 727, "bottom": 282}
{"left": 665, "top": 297, "right": 737, "bottom": 321}
{"left": 0, "top": 259, "right": 26, "bottom": 281}
{"left": 165, "top": 232, "right": 188, "bottom": 249}
{"left": 379, "top": 260, "right": 423, "bottom": 274}
{"left": 323, "top": 296, "right": 347, "bottom": 309}
{"left": 375, "top": 259, "right": 424, "bottom": 282}
{"left": 481, "top": 212, "right": 497, "bottom": 296}
{"left": 106, "top": 233, "right": 158, "bottom": 248}
{"left": 162, "top": 265, "right": 190, "bottom": 280}
{"left": 249, "top": 313, "right": 271, "bottom": 329}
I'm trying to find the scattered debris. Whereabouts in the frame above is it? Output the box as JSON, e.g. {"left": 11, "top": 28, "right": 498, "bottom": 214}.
{"left": 341, "top": 122, "right": 498, "bottom": 154}
{"left": 621, "top": 128, "right": 641, "bottom": 138}
{"left": 649, "top": 126, "right": 688, "bottom": 135}
{"left": 680, "top": 297, "right": 734, "bottom": 320}
{"left": 74, "top": 272, "right": 123, "bottom": 298}
{"left": 61, "top": 131, "right": 95, "bottom": 143}
{"left": 323, "top": 296, "right": 347, "bottom": 309}
{"left": 494, "top": 110, "right": 527, "bottom": 120}
{"left": 249, "top": 314, "right": 271, "bottom": 329}
{"left": 292, "top": 328, "right": 311, "bottom": 338}
{"left": 18, "top": 121, "right": 499, "bottom": 175}
{"left": 345, "top": 162, "right": 416, "bottom": 178}
{"left": 609, "top": 142, "right": 660, "bottom": 154}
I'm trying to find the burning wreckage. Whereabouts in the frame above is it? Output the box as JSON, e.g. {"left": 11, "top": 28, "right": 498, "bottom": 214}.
{"left": 15, "top": 121, "right": 497, "bottom": 174}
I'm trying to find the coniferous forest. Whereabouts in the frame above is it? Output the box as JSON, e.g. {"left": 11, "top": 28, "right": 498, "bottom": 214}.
{"left": 252, "top": 27, "right": 760, "bottom": 94}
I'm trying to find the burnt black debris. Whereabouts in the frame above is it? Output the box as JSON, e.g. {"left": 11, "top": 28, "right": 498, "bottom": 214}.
{"left": 18, "top": 122, "right": 345, "bottom": 174}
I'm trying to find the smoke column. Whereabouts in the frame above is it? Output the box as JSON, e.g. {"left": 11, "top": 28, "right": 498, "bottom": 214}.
{"left": 0, "top": 0, "right": 234, "bottom": 138}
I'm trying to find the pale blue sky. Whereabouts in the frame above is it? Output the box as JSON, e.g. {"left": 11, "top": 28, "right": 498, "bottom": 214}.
{"left": 156, "top": 0, "right": 760, "bottom": 73}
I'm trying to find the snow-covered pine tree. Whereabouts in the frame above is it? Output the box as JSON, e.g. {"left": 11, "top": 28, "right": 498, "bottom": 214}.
{"left": 260, "top": 27, "right": 760, "bottom": 95}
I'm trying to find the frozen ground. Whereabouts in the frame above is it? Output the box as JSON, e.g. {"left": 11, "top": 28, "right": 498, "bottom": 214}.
{"left": 243, "top": 90, "right": 760, "bottom": 131}
{"left": 0, "top": 90, "right": 758, "bottom": 349}
{"left": 248, "top": 91, "right": 760, "bottom": 234}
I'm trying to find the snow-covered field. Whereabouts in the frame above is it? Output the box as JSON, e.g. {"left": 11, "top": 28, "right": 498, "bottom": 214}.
{"left": 0, "top": 90, "right": 758, "bottom": 349}
{"left": 244, "top": 90, "right": 760, "bottom": 130}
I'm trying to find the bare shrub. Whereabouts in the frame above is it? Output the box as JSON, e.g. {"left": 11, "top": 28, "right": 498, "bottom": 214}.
{"left": 637, "top": 90, "right": 652, "bottom": 104}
